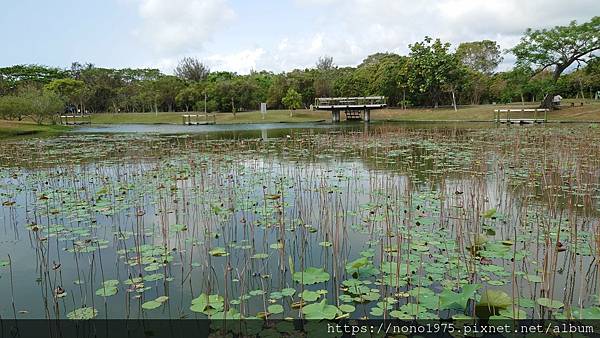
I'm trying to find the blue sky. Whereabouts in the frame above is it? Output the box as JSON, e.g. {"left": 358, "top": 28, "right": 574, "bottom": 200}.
{"left": 1, "top": 0, "right": 599, "bottom": 74}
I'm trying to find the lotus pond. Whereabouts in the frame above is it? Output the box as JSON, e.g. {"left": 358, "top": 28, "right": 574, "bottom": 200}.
{"left": 1, "top": 123, "right": 600, "bottom": 321}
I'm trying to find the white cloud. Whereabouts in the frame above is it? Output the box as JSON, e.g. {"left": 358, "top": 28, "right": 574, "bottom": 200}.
{"left": 255, "top": 0, "right": 600, "bottom": 72}
{"left": 133, "top": 0, "right": 235, "bottom": 54}
{"left": 205, "top": 48, "right": 265, "bottom": 74}
{"left": 134, "top": 0, "right": 600, "bottom": 74}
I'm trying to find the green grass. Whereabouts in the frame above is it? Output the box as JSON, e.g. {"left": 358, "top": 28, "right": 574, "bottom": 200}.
{"left": 2, "top": 101, "right": 599, "bottom": 138}
{"left": 91, "top": 102, "right": 600, "bottom": 124}
{"left": 90, "top": 110, "right": 326, "bottom": 124}
{"left": 0, "top": 121, "right": 71, "bottom": 139}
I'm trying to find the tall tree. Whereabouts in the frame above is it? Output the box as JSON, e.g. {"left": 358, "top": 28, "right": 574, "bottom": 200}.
{"left": 282, "top": 88, "right": 302, "bottom": 117}
{"left": 407, "top": 37, "right": 464, "bottom": 108}
{"left": 45, "top": 78, "right": 89, "bottom": 113}
{"left": 174, "top": 57, "right": 210, "bottom": 82}
{"left": 316, "top": 56, "right": 335, "bottom": 71}
{"left": 512, "top": 17, "right": 600, "bottom": 108}
{"left": 456, "top": 40, "right": 503, "bottom": 75}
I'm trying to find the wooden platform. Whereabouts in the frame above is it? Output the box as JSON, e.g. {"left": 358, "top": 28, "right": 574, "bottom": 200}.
{"left": 314, "top": 96, "right": 387, "bottom": 110}
{"left": 314, "top": 97, "right": 386, "bottom": 122}
{"left": 344, "top": 110, "right": 362, "bottom": 121}
{"left": 498, "top": 118, "right": 546, "bottom": 124}
{"left": 60, "top": 115, "right": 91, "bottom": 125}
{"left": 494, "top": 108, "right": 548, "bottom": 124}
{"left": 183, "top": 121, "right": 215, "bottom": 125}
{"left": 182, "top": 114, "right": 216, "bottom": 125}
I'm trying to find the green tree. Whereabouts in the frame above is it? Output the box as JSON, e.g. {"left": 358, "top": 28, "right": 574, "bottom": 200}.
{"left": 17, "top": 87, "right": 64, "bottom": 124}
{"left": 0, "top": 95, "right": 28, "bottom": 120}
{"left": 455, "top": 40, "right": 502, "bottom": 104}
{"left": 0, "top": 64, "right": 68, "bottom": 90}
{"left": 176, "top": 83, "right": 206, "bottom": 112}
{"left": 512, "top": 16, "right": 600, "bottom": 107}
{"left": 316, "top": 56, "right": 335, "bottom": 71}
{"left": 456, "top": 40, "right": 503, "bottom": 75}
{"left": 174, "top": 57, "right": 210, "bottom": 82}
{"left": 282, "top": 88, "right": 302, "bottom": 116}
{"left": 267, "top": 75, "right": 288, "bottom": 109}
{"left": 153, "top": 75, "right": 185, "bottom": 112}
{"left": 407, "top": 37, "right": 464, "bottom": 108}
{"left": 44, "top": 78, "right": 89, "bottom": 112}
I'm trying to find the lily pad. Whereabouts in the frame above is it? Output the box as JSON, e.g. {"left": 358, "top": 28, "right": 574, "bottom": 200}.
{"left": 292, "top": 267, "right": 330, "bottom": 285}
{"left": 537, "top": 298, "right": 563, "bottom": 309}
{"left": 142, "top": 300, "right": 162, "bottom": 310}
{"left": 301, "top": 299, "right": 338, "bottom": 319}
{"left": 96, "top": 286, "right": 118, "bottom": 297}
{"left": 208, "top": 247, "right": 229, "bottom": 257}
{"left": 267, "top": 304, "right": 284, "bottom": 314}
{"left": 67, "top": 307, "right": 98, "bottom": 320}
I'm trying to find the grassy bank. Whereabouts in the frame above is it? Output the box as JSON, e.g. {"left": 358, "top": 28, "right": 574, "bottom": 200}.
{"left": 0, "top": 121, "right": 71, "bottom": 139}
{"left": 90, "top": 101, "right": 600, "bottom": 124}
{"left": 2, "top": 102, "right": 598, "bottom": 138}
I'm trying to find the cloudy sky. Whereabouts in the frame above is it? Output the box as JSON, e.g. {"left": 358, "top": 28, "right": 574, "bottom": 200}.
{"left": 1, "top": 0, "right": 599, "bottom": 74}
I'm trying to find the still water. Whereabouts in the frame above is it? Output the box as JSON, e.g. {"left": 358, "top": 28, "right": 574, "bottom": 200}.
{"left": 0, "top": 122, "right": 599, "bottom": 320}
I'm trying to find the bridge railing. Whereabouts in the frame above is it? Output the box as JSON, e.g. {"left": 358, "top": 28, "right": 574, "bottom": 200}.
{"left": 314, "top": 96, "right": 386, "bottom": 108}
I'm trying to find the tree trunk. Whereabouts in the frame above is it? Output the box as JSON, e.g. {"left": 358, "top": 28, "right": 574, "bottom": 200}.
{"left": 541, "top": 66, "right": 564, "bottom": 109}
{"left": 541, "top": 94, "right": 554, "bottom": 109}
{"left": 451, "top": 90, "right": 457, "bottom": 112}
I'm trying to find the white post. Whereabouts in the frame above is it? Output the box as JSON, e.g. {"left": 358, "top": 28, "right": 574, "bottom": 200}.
{"left": 451, "top": 90, "right": 457, "bottom": 112}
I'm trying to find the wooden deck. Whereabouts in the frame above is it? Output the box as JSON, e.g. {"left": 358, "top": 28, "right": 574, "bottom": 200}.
{"left": 182, "top": 114, "right": 216, "bottom": 125}
{"left": 497, "top": 118, "right": 546, "bottom": 124}
{"left": 60, "top": 115, "right": 91, "bottom": 125}
{"left": 494, "top": 108, "right": 548, "bottom": 124}
{"left": 344, "top": 110, "right": 363, "bottom": 121}
{"left": 314, "top": 96, "right": 387, "bottom": 110}
{"left": 314, "top": 97, "right": 387, "bottom": 122}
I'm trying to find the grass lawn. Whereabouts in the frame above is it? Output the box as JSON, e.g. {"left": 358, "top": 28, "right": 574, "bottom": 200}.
{"left": 2, "top": 101, "right": 598, "bottom": 139}
{"left": 91, "top": 101, "right": 600, "bottom": 124}
{"left": 0, "top": 120, "right": 71, "bottom": 139}
{"left": 90, "top": 109, "right": 327, "bottom": 124}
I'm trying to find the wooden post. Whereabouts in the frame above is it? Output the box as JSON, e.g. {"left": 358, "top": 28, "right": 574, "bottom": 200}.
{"left": 332, "top": 110, "right": 340, "bottom": 123}
{"left": 364, "top": 109, "right": 370, "bottom": 122}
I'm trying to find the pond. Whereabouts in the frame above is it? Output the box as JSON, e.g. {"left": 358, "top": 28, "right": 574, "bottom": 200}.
{"left": 0, "top": 122, "right": 599, "bottom": 321}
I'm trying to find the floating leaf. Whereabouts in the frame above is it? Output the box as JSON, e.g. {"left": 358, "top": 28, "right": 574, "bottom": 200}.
{"left": 96, "top": 286, "right": 118, "bottom": 297}
{"left": 142, "top": 300, "right": 162, "bottom": 310}
{"left": 339, "top": 304, "right": 355, "bottom": 313}
{"left": 267, "top": 304, "right": 284, "bottom": 314}
{"left": 292, "top": 267, "right": 330, "bottom": 285}
{"left": 301, "top": 299, "right": 338, "bottom": 320}
{"left": 301, "top": 290, "right": 320, "bottom": 302}
{"left": 482, "top": 208, "right": 497, "bottom": 219}
{"left": 281, "top": 288, "right": 296, "bottom": 297}
{"left": 67, "top": 307, "right": 98, "bottom": 320}
{"left": 498, "top": 308, "right": 527, "bottom": 319}
{"left": 537, "top": 298, "right": 563, "bottom": 309}
{"left": 208, "top": 247, "right": 229, "bottom": 257}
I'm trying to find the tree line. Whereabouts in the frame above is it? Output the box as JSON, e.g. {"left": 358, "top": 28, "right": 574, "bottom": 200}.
{"left": 1, "top": 17, "right": 599, "bottom": 123}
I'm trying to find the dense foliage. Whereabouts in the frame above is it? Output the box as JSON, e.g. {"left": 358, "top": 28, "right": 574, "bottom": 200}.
{"left": 0, "top": 17, "right": 599, "bottom": 121}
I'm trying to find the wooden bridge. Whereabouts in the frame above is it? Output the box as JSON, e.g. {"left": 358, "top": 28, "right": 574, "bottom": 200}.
{"left": 494, "top": 108, "right": 548, "bottom": 124}
{"left": 60, "top": 115, "right": 91, "bottom": 125}
{"left": 182, "top": 113, "right": 216, "bottom": 125}
{"left": 314, "top": 96, "right": 387, "bottom": 122}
